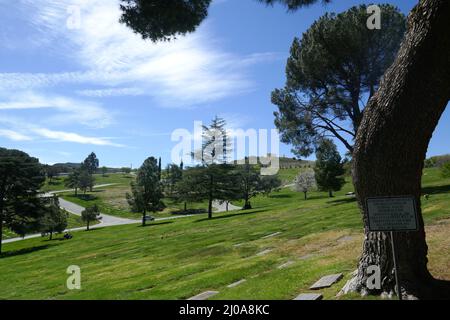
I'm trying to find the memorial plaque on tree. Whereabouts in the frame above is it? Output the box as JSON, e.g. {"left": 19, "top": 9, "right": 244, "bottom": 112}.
{"left": 366, "top": 196, "right": 418, "bottom": 232}
{"left": 366, "top": 196, "right": 419, "bottom": 300}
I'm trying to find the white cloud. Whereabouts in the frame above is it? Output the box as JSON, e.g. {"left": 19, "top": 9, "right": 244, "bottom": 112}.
{"left": 0, "top": 91, "right": 113, "bottom": 128}
{"left": 0, "top": 0, "right": 278, "bottom": 106}
{"left": 31, "top": 127, "right": 123, "bottom": 147}
{"left": 0, "top": 115, "right": 122, "bottom": 147}
{"left": 0, "top": 129, "right": 33, "bottom": 141}
{"left": 77, "top": 87, "right": 145, "bottom": 98}
{"left": 0, "top": 0, "right": 280, "bottom": 151}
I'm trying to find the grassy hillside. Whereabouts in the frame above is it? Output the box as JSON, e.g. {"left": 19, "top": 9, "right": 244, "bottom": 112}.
{"left": 41, "top": 173, "right": 135, "bottom": 192}
{"left": 1, "top": 167, "right": 449, "bottom": 300}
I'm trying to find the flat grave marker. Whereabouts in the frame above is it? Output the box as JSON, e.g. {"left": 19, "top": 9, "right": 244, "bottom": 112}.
{"left": 309, "top": 273, "right": 343, "bottom": 290}
{"left": 262, "top": 232, "right": 282, "bottom": 239}
{"left": 188, "top": 291, "right": 219, "bottom": 300}
{"left": 293, "top": 293, "right": 323, "bottom": 300}
{"left": 277, "top": 261, "right": 294, "bottom": 269}
{"left": 256, "top": 249, "right": 273, "bottom": 257}
{"left": 227, "top": 279, "right": 247, "bottom": 288}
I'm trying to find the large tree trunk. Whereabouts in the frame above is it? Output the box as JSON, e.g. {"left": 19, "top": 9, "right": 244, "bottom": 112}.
{"left": 0, "top": 216, "right": 3, "bottom": 255}
{"left": 347, "top": 0, "right": 450, "bottom": 299}
{"left": 208, "top": 174, "right": 213, "bottom": 219}
{"left": 208, "top": 198, "right": 213, "bottom": 219}
{"left": 142, "top": 210, "right": 146, "bottom": 226}
{"left": 0, "top": 200, "right": 3, "bottom": 255}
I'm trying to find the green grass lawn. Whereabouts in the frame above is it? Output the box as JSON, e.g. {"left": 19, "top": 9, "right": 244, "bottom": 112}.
{"left": 41, "top": 173, "right": 135, "bottom": 192}
{"left": 1, "top": 167, "right": 449, "bottom": 300}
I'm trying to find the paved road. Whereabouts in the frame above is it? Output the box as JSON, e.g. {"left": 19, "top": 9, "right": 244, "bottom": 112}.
{"left": 58, "top": 197, "right": 139, "bottom": 227}
{"left": 212, "top": 200, "right": 241, "bottom": 212}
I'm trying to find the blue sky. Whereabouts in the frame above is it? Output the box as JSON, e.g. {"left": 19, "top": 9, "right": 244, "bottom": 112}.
{"left": 1, "top": 0, "right": 448, "bottom": 168}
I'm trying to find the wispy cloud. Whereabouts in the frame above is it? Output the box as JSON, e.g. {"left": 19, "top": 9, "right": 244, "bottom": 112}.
{"left": 0, "top": 91, "right": 113, "bottom": 128}
{"left": 0, "top": 0, "right": 278, "bottom": 107}
{"left": 0, "top": 115, "right": 122, "bottom": 147}
{"left": 0, "top": 129, "right": 33, "bottom": 141}
{"left": 77, "top": 87, "right": 145, "bottom": 98}
{"left": 31, "top": 127, "right": 123, "bottom": 147}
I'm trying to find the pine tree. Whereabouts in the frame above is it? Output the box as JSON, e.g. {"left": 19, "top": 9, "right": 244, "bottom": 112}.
{"left": 314, "top": 139, "right": 345, "bottom": 197}
{"left": 81, "top": 204, "right": 101, "bottom": 231}
{"left": 0, "top": 148, "right": 46, "bottom": 254}
{"left": 126, "top": 157, "right": 165, "bottom": 226}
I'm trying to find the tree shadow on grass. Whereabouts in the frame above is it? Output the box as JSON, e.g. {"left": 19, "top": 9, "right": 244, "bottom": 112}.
{"left": 421, "top": 184, "right": 450, "bottom": 196}
{"left": 141, "top": 221, "right": 174, "bottom": 227}
{"left": 170, "top": 209, "right": 207, "bottom": 215}
{"left": 194, "top": 208, "right": 269, "bottom": 223}
{"left": 326, "top": 197, "right": 357, "bottom": 206}
{"left": 0, "top": 244, "right": 56, "bottom": 259}
{"left": 269, "top": 194, "right": 292, "bottom": 199}
{"left": 90, "top": 189, "right": 106, "bottom": 193}
{"left": 430, "top": 279, "right": 450, "bottom": 299}
{"left": 74, "top": 194, "right": 97, "bottom": 201}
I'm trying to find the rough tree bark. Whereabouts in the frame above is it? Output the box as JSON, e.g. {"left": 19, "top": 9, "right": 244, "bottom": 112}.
{"left": 344, "top": 0, "right": 450, "bottom": 299}
{"left": 0, "top": 215, "right": 3, "bottom": 255}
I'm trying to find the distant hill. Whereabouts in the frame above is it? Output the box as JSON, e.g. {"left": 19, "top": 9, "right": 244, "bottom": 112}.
{"left": 425, "top": 154, "right": 450, "bottom": 168}
{"left": 48, "top": 163, "right": 129, "bottom": 175}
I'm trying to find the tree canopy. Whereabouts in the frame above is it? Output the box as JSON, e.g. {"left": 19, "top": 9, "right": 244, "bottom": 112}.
{"left": 0, "top": 148, "right": 46, "bottom": 253}
{"left": 127, "top": 157, "right": 165, "bottom": 225}
{"left": 313, "top": 139, "right": 345, "bottom": 197}
{"left": 81, "top": 205, "right": 101, "bottom": 231}
{"left": 39, "top": 197, "right": 68, "bottom": 240}
{"left": 83, "top": 152, "right": 99, "bottom": 174}
{"left": 293, "top": 170, "right": 316, "bottom": 199}
{"left": 441, "top": 161, "right": 450, "bottom": 179}
{"left": 119, "top": 0, "right": 326, "bottom": 42}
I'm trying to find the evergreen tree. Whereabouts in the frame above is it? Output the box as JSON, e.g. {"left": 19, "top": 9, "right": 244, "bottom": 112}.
{"left": 83, "top": 152, "right": 99, "bottom": 191}
{"left": 81, "top": 204, "right": 101, "bottom": 231}
{"left": 158, "top": 157, "right": 162, "bottom": 181}
{"left": 176, "top": 164, "right": 237, "bottom": 219}
{"left": 126, "top": 157, "right": 165, "bottom": 226}
{"left": 272, "top": 5, "right": 405, "bottom": 156}
{"left": 65, "top": 169, "right": 81, "bottom": 196}
{"left": 79, "top": 170, "right": 94, "bottom": 195}
{"left": 195, "top": 116, "right": 230, "bottom": 165}
{"left": 0, "top": 148, "right": 46, "bottom": 254}
{"left": 164, "top": 163, "right": 183, "bottom": 198}
{"left": 233, "top": 160, "right": 270, "bottom": 209}
{"left": 39, "top": 196, "right": 68, "bottom": 240}
{"left": 441, "top": 162, "right": 450, "bottom": 179}
{"left": 314, "top": 139, "right": 345, "bottom": 197}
